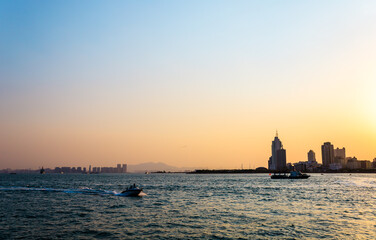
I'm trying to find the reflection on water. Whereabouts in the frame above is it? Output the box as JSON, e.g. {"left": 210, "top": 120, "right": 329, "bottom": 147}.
{"left": 0, "top": 173, "right": 375, "bottom": 239}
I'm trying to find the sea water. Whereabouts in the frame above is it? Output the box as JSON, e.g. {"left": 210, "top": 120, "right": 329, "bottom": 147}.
{"left": 0, "top": 173, "right": 375, "bottom": 239}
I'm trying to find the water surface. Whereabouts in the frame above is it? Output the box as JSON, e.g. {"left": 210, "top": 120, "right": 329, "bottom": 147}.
{"left": 0, "top": 173, "right": 375, "bottom": 239}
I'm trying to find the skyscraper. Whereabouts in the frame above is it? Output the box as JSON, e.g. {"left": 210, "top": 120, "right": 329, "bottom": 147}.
{"left": 276, "top": 148, "right": 286, "bottom": 171}
{"left": 321, "top": 142, "right": 334, "bottom": 167}
{"left": 269, "top": 131, "right": 286, "bottom": 171}
{"left": 308, "top": 150, "right": 316, "bottom": 163}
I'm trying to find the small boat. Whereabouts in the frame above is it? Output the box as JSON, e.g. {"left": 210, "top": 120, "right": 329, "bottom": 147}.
{"left": 40, "top": 167, "right": 45, "bottom": 174}
{"left": 119, "top": 184, "right": 143, "bottom": 197}
{"left": 271, "top": 171, "right": 310, "bottom": 179}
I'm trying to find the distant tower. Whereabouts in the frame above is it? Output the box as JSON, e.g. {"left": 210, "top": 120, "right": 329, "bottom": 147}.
{"left": 89, "top": 165, "right": 91, "bottom": 173}
{"left": 308, "top": 150, "right": 316, "bottom": 163}
{"left": 270, "top": 131, "right": 286, "bottom": 171}
{"left": 122, "top": 164, "right": 127, "bottom": 173}
{"left": 321, "top": 142, "right": 334, "bottom": 167}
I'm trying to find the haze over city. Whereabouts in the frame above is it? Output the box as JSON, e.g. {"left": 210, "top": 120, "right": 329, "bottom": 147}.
{"left": 1, "top": 0, "right": 376, "bottom": 170}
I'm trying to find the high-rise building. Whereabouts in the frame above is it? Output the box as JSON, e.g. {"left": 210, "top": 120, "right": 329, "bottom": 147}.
{"left": 308, "top": 150, "right": 316, "bottom": 163}
{"left": 276, "top": 148, "right": 286, "bottom": 171}
{"left": 268, "top": 156, "right": 272, "bottom": 170}
{"left": 334, "top": 147, "right": 346, "bottom": 159}
{"left": 334, "top": 147, "right": 346, "bottom": 167}
{"left": 321, "top": 142, "right": 334, "bottom": 167}
{"left": 269, "top": 131, "right": 286, "bottom": 171}
{"left": 122, "top": 164, "right": 127, "bottom": 173}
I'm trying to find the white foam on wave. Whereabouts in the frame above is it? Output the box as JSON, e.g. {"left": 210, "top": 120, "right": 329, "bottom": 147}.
{"left": 113, "top": 190, "right": 147, "bottom": 197}
{"left": 335, "top": 177, "right": 376, "bottom": 188}
{"left": 0, "top": 186, "right": 140, "bottom": 197}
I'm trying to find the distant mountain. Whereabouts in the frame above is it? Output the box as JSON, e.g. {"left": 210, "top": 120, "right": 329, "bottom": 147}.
{"left": 127, "top": 162, "right": 193, "bottom": 173}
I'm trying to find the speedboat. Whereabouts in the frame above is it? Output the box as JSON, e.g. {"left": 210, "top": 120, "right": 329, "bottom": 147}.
{"left": 271, "top": 171, "right": 310, "bottom": 179}
{"left": 119, "top": 184, "right": 143, "bottom": 197}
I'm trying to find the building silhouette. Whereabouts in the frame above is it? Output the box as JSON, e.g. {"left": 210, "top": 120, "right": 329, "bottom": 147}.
{"left": 308, "top": 150, "right": 316, "bottom": 163}
{"left": 334, "top": 147, "right": 346, "bottom": 159}
{"left": 268, "top": 131, "right": 286, "bottom": 171}
{"left": 321, "top": 142, "right": 334, "bottom": 167}
{"left": 276, "top": 148, "right": 286, "bottom": 171}
{"left": 334, "top": 147, "right": 346, "bottom": 168}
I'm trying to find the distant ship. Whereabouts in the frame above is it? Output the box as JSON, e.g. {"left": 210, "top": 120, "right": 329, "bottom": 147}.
{"left": 40, "top": 167, "right": 45, "bottom": 174}
{"left": 271, "top": 171, "right": 310, "bottom": 179}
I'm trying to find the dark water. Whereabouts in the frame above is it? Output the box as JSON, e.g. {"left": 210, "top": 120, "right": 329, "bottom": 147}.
{"left": 0, "top": 173, "right": 375, "bottom": 239}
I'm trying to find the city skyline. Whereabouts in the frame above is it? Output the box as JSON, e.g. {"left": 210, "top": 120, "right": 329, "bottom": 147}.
{"left": 1, "top": 1, "right": 376, "bottom": 169}
{"left": 2, "top": 136, "right": 375, "bottom": 171}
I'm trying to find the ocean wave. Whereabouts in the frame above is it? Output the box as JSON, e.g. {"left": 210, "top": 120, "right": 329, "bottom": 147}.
{"left": 334, "top": 177, "right": 376, "bottom": 188}
{"left": 0, "top": 186, "right": 145, "bottom": 197}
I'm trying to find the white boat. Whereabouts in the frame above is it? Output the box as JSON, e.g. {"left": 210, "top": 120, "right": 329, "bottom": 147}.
{"left": 119, "top": 184, "right": 143, "bottom": 197}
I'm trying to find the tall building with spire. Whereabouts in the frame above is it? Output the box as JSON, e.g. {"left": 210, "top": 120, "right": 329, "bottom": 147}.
{"left": 268, "top": 131, "right": 286, "bottom": 171}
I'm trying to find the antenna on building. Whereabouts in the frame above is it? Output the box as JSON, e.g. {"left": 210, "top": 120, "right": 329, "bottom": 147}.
{"left": 276, "top": 129, "right": 278, "bottom": 137}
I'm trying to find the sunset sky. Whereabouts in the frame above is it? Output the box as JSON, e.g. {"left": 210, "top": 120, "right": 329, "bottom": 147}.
{"left": 1, "top": 0, "right": 376, "bottom": 169}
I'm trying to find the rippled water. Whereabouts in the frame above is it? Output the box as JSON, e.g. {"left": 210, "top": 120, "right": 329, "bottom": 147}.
{"left": 0, "top": 173, "right": 375, "bottom": 239}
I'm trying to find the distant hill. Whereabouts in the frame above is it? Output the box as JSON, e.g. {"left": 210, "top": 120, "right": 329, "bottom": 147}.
{"left": 127, "top": 162, "right": 193, "bottom": 173}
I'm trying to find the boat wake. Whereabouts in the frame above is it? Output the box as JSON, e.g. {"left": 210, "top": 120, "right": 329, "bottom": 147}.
{"left": 0, "top": 186, "right": 146, "bottom": 197}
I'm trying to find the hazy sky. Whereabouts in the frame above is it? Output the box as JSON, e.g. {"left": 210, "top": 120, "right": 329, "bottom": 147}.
{"left": 1, "top": 0, "right": 376, "bottom": 169}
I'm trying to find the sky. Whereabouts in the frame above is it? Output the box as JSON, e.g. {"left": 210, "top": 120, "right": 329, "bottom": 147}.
{"left": 1, "top": 0, "right": 376, "bottom": 169}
